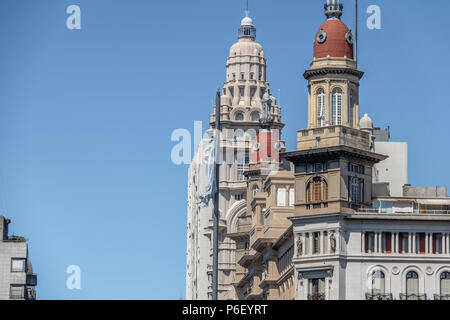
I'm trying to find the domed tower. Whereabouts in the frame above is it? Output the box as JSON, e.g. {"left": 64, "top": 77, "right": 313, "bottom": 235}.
{"left": 211, "top": 13, "right": 283, "bottom": 127}
{"left": 303, "top": 0, "right": 363, "bottom": 130}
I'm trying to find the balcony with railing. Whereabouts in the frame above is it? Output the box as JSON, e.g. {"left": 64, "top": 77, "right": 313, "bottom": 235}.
{"left": 357, "top": 208, "right": 450, "bottom": 216}
{"left": 399, "top": 293, "right": 427, "bottom": 300}
{"left": 307, "top": 293, "right": 325, "bottom": 301}
{"left": 434, "top": 294, "right": 450, "bottom": 300}
{"left": 365, "top": 293, "right": 393, "bottom": 300}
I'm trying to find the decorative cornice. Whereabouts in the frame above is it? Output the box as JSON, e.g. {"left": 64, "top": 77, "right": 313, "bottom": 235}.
{"left": 303, "top": 67, "right": 364, "bottom": 80}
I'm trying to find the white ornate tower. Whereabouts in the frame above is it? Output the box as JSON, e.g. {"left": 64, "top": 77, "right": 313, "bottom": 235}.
{"left": 187, "top": 12, "right": 284, "bottom": 300}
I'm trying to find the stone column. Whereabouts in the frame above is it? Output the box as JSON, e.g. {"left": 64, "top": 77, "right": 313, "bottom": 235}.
{"left": 362, "top": 232, "right": 366, "bottom": 253}
{"left": 320, "top": 231, "right": 324, "bottom": 255}
{"left": 309, "top": 232, "right": 313, "bottom": 256}
{"left": 394, "top": 233, "right": 398, "bottom": 254}
{"left": 378, "top": 232, "right": 382, "bottom": 253}
{"left": 408, "top": 233, "right": 412, "bottom": 253}
{"left": 446, "top": 233, "right": 450, "bottom": 254}
{"left": 425, "top": 233, "right": 429, "bottom": 254}
{"left": 328, "top": 231, "right": 332, "bottom": 254}
{"left": 391, "top": 233, "right": 395, "bottom": 254}
{"left": 412, "top": 233, "right": 416, "bottom": 254}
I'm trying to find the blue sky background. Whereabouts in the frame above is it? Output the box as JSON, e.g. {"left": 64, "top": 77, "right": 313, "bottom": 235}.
{"left": 0, "top": 0, "right": 449, "bottom": 299}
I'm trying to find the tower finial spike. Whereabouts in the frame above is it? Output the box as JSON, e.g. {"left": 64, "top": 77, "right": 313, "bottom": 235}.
{"left": 246, "top": 0, "right": 249, "bottom": 17}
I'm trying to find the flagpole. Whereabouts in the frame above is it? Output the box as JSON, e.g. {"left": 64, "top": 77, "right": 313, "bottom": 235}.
{"left": 212, "top": 86, "right": 221, "bottom": 300}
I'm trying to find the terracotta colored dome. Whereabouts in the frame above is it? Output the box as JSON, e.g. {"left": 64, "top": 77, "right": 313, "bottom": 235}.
{"left": 314, "top": 19, "right": 354, "bottom": 59}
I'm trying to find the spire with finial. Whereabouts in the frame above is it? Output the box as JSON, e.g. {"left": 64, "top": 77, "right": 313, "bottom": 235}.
{"left": 324, "top": 0, "right": 343, "bottom": 20}
{"left": 238, "top": 0, "right": 256, "bottom": 40}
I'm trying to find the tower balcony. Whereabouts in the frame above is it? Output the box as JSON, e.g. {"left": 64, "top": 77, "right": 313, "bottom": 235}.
{"left": 297, "top": 125, "right": 370, "bottom": 151}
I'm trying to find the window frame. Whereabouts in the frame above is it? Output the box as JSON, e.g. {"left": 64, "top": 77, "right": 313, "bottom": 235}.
{"left": 11, "top": 258, "right": 26, "bottom": 273}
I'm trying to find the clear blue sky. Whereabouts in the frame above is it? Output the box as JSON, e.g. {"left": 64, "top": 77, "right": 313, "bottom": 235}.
{"left": 0, "top": 0, "right": 448, "bottom": 299}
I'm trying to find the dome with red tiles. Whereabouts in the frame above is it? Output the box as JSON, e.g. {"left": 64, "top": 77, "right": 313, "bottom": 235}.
{"left": 314, "top": 19, "right": 354, "bottom": 59}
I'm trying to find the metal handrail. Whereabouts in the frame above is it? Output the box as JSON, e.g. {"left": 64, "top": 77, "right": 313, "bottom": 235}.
{"left": 365, "top": 293, "right": 393, "bottom": 300}
{"left": 357, "top": 209, "right": 450, "bottom": 215}
{"left": 399, "top": 293, "right": 427, "bottom": 300}
{"left": 434, "top": 294, "right": 450, "bottom": 300}
{"left": 307, "top": 293, "right": 325, "bottom": 301}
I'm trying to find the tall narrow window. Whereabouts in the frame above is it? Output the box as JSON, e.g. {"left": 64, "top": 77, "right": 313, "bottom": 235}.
{"left": 313, "top": 180, "right": 321, "bottom": 202}
{"left": 235, "top": 112, "right": 244, "bottom": 121}
{"left": 332, "top": 88, "right": 342, "bottom": 125}
{"left": 441, "top": 272, "right": 450, "bottom": 297}
{"left": 308, "top": 279, "right": 325, "bottom": 300}
{"left": 236, "top": 156, "right": 249, "bottom": 181}
{"left": 350, "top": 177, "right": 362, "bottom": 203}
{"left": 317, "top": 89, "right": 325, "bottom": 127}
{"left": 306, "top": 182, "right": 312, "bottom": 203}
{"left": 384, "top": 232, "right": 392, "bottom": 253}
{"left": 289, "top": 188, "right": 295, "bottom": 207}
{"left": 306, "top": 178, "right": 328, "bottom": 204}
{"left": 313, "top": 232, "right": 320, "bottom": 254}
{"left": 372, "top": 271, "right": 385, "bottom": 295}
{"left": 277, "top": 187, "right": 286, "bottom": 206}
{"left": 406, "top": 271, "right": 419, "bottom": 298}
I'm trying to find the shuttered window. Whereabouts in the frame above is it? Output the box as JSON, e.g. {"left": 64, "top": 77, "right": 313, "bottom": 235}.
{"left": 289, "top": 188, "right": 295, "bottom": 207}
{"left": 277, "top": 187, "right": 286, "bottom": 206}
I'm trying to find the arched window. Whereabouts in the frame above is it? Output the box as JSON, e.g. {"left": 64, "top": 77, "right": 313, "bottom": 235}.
{"left": 235, "top": 112, "right": 244, "bottom": 121}
{"left": 406, "top": 271, "right": 419, "bottom": 297}
{"left": 306, "top": 177, "right": 328, "bottom": 204}
{"left": 317, "top": 89, "right": 325, "bottom": 127}
{"left": 332, "top": 88, "right": 342, "bottom": 125}
{"left": 441, "top": 272, "right": 450, "bottom": 296}
{"left": 251, "top": 112, "right": 260, "bottom": 121}
{"left": 372, "top": 271, "right": 385, "bottom": 295}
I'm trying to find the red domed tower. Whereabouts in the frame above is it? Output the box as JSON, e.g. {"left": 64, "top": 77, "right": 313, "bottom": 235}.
{"left": 314, "top": 0, "right": 354, "bottom": 59}
{"left": 302, "top": 0, "right": 364, "bottom": 132}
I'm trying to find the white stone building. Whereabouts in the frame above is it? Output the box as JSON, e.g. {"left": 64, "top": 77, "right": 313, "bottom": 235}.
{"left": 186, "top": 12, "right": 284, "bottom": 300}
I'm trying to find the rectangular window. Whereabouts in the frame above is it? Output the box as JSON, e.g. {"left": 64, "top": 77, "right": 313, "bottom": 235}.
{"left": 365, "top": 233, "right": 375, "bottom": 253}
{"left": 313, "top": 232, "right": 320, "bottom": 254}
{"left": 350, "top": 177, "right": 363, "bottom": 203}
{"left": 235, "top": 194, "right": 245, "bottom": 201}
{"left": 250, "top": 72, "right": 254, "bottom": 80}
{"left": 10, "top": 285, "right": 25, "bottom": 299}
{"left": 385, "top": 233, "right": 392, "bottom": 253}
{"left": 289, "top": 188, "right": 295, "bottom": 207}
{"left": 308, "top": 278, "right": 325, "bottom": 300}
{"left": 277, "top": 187, "right": 286, "bottom": 206}
{"left": 240, "top": 73, "right": 245, "bottom": 80}
{"left": 236, "top": 156, "right": 249, "bottom": 181}
{"left": 305, "top": 234, "right": 310, "bottom": 255}
{"left": 11, "top": 258, "right": 26, "bottom": 272}
{"left": 418, "top": 233, "right": 425, "bottom": 254}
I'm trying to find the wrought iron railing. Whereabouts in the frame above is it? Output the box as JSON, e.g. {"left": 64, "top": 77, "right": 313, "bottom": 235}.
{"left": 399, "top": 293, "right": 427, "bottom": 300}
{"left": 307, "top": 293, "right": 325, "bottom": 300}
{"left": 365, "top": 293, "right": 393, "bottom": 300}
{"left": 434, "top": 294, "right": 450, "bottom": 300}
